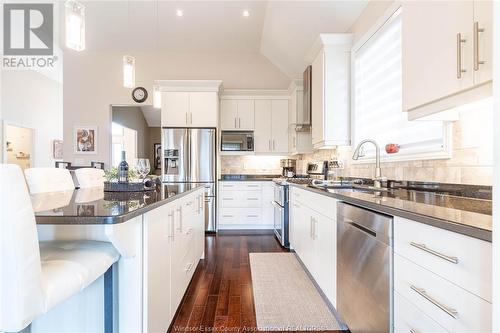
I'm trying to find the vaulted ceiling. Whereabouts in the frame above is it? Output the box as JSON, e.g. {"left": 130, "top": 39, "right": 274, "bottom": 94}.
{"left": 77, "top": 1, "right": 368, "bottom": 78}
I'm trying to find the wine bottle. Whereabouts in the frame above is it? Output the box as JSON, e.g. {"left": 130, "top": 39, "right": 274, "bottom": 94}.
{"left": 118, "top": 151, "right": 129, "bottom": 183}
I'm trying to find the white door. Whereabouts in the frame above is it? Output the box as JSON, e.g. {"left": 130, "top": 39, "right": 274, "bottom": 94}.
{"left": 312, "top": 212, "right": 336, "bottom": 306}
{"left": 162, "top": 92, "right": 189, "bottom": 127}
{"left": 473, "top": 0, "right": 492, "bottom": 85}
{"left": 143, "top": 204, "right": 172, "bottom": 332}
{"left": 220, "top": 100, "right": 238, "bottom": 130}
{"left": 190, "top": 92, "right": 218, "bottom": 127}
{"left": 254, "top": 100, "right": 272, "bottom": 153}
{"left": 271, "top": 100, "right": 289, "bottom": 153}
{"left": 237, "top": 100, "right": 255, "bottom": 130}
{"left": 402, "top": 1, "right": 474, "bottom": 111}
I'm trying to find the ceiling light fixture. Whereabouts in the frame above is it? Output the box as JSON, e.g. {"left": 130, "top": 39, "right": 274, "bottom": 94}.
{"left": 65, "top": 0, "right": 85, "bottom": 51}
{"left": 123, "top": 55, "right": 136, "bottom": 88}
{"left": 123, "top": 1, "right": 135, "bottom": 88}
{"left": 242, "top": 10, "right": 250, "bottom": 17}
{"left": 176, "top": 9, "right": 184, "bottom": 17}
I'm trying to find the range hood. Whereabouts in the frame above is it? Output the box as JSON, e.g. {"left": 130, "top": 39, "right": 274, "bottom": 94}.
{"left": 296, "top": 65, "right": 312, "bottom": 132}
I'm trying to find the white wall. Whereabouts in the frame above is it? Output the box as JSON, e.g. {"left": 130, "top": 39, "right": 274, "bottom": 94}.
{"left": 63, "top": 51, "right": 291, "bottom": 166}
{"left": 2, "top": 70, "right": 63, "bottom": 167}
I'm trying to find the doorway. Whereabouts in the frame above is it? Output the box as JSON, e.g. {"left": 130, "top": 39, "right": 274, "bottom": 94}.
{"left": 4, "top": 124, "right": 35, "bottom": 170}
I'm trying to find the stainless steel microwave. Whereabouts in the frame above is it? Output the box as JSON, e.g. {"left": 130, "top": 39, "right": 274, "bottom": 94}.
{"left": 220, "top": 131, "right": 254, "bottom": 152}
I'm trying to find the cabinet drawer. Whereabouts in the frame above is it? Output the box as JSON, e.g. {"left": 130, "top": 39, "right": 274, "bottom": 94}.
{"left": 394, "top": 216, "right": 491, "bottom": 301}
{"left": 219, "top": 191, "right": 261, "bottom": 208}
{"left": 290, "top": 186, "right": 337, "bottom": 219}
{"left": 219, "top": 181, "right": 262, "bottom": 191}
{"left": 219, "top": 208, "right": 262, "bottom": 225}
{"left": 395, "top": 254, "right": 491, "bottom": 332}
{"left": 395, "top": 291, "right": 449, "bottom": 333}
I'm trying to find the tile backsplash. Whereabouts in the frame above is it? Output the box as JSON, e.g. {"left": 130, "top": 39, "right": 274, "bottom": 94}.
{"left": 220, "top": 102, "right": 493, "bottom": 186}
{"left": 220, "top": 155, "right": 283, "bottom": 175}
{"left": 297, "top": 105, "right": 493, "bottom": 186}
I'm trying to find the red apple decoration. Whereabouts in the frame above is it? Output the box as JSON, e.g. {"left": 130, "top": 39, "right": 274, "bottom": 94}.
{"left": 385, "top": 143, "right": 400, "bottom": 154}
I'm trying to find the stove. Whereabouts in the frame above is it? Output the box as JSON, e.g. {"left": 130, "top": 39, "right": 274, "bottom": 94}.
{"left": 272, "top": 176, "right": 312, "bottom": 186}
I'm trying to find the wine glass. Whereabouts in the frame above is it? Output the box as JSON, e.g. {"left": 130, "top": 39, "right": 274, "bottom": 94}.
{"left": 134, "top": 158, "right": 151, "bottom": 183}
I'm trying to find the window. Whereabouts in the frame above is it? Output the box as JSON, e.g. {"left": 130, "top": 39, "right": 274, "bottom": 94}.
{"left": 352, "top": 8, "right": 450, "bottom": 161}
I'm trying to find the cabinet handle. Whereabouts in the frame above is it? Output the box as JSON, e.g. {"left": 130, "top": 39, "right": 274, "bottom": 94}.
{"left": 410, "top": 285, "right": 458, "bottom": 319}
{"left": 293, "top": 137, "right": 296, "bottom": 148}
{"left": 310, "top": 217, "right": 314, "bottom": 238}
{"left": 190, "top": 113, "right": 193, "bottom": 124}
{"left": 473, "top": 22, "right": 485, "bottom": 71}
{"left": 176, "top": 207, "right": 183, "bottom": 232}
{"left": 246, "top": 184, "right": 260, "bottom": 188}
{"left": 168, "top": 211, "right": 175, "bottom": 240}
{"left": 456, "top": 33, "right": 466, "bottom": 79}
{"left": 238, "top": 118, "right": 241, "bottom": 128}
{"left": 185, "top": 262, "right": 193, "bottom": 272}
{"left": 273, "top": 140, "right": 276, "bottom": 150}
{"left": 185, "top": 227, "right": 193, "bottom": 235}
{"left": 222, "top": 215, "right": 234, "bottom": 218}
{"left": 247, "top": 215, "right": 259, "bottom": 218}
{"left": 246, "top": 198, "right": 259, "bottom": 200}
{"left": 313, "top": 218, "right": 318, "bottom": 240}
{"left": 234, "top": 117, "right": 237, "bottom": 128}
{"left": 268, "top": 140, "right": 271, "bottom": 150}
{"left": 186, "top": 112, "right": 189, "bottom": 125}
{"left": 410, "top": 242, "right": 459, "bottom": 264}
{"left": 222, "top": 197, "right": 234, "bottom": 200}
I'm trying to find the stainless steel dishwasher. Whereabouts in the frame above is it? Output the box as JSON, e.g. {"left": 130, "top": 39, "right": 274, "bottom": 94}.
{"left": 337, "top": 202, "right": 393, "bottom": 333}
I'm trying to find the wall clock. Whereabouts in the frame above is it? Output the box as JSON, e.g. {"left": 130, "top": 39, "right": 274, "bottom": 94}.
{"left": 132, "top": 87, "right": 148, "bottom": 103}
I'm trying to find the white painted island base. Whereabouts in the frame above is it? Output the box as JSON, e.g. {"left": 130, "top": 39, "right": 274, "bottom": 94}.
{"left": 32, "top": 187, "right": 205, "bottom": 333}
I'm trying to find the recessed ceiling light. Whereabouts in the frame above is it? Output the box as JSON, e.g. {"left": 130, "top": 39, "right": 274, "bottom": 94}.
{"left": 242, "top": 10, "right": 250, "bottom": 17}
{"left": 176, "top": 9, "right": 183, "bottom": 17}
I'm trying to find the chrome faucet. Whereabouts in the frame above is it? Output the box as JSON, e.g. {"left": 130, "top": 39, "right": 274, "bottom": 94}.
{"left": 352, "top": 139, "right": 386, "bottom": 189}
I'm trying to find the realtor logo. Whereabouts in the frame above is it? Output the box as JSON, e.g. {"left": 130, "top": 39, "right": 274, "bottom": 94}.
{"left": 3, "top": 3, "right": 53, "bottom": 56}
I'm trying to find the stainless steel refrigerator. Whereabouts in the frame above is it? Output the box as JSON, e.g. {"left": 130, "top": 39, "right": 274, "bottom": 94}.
{"left": 161, "top": 128, "right": 217, "bottom": 231}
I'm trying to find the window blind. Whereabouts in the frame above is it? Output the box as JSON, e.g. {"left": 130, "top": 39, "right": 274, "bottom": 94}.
{"left": 353, "top": 10, "right": 446, "bottom": 159}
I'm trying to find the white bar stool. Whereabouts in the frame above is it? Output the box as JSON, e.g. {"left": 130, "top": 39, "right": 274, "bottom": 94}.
{"left": 74, "top": 168, "right": 105, "bottom": 188}
{"left": 24, "top": 168, "right": 75, "bottom": 193}
{"left": 0, "top": 164, "right": 119, "bottom": 332}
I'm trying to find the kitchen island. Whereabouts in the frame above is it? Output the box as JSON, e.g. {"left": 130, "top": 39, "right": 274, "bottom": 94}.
{"left": 32, "top": 184, "right": 206, "bottom": 333}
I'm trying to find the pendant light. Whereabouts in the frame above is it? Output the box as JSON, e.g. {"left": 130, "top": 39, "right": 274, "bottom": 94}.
{"left": 123, "top": 1, "right": 135, "bottom": 88}
{"left": 65, "top": 0, "right": 85, "bottom": 51}
{"left": 153, "top": 0, "right": 161, "bottom": 108}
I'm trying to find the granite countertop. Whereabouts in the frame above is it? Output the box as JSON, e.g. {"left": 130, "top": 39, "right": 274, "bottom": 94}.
{"left": 33, "top": 183, "right": 203, "bottom": 225}
{"left": 219, "top": 174, "right": 281, "bottom": 181}
{"left": 290, "top": 184, "right": 492, "bottom": 242}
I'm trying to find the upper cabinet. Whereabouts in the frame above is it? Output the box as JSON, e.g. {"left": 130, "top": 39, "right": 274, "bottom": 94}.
{"left": 402, "top": 1, "right": 492, "bottom": 120}
{"left": 158, "top": 80, "right": 222, "bottom": 128}
{"left": 254, "top": 99, "right": 289, "bottom": 154}
{"left": 288, "top": 80, "right": 313, "bottom": 155}
{"left": 308, "top": 34, "right": 352, "bottom": 149}
{"left": 220, "top": 99, "right": 255, "bottom": 130}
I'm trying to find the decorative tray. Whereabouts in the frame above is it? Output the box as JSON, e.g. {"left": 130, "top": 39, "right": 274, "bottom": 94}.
{"left": 104, "top": 181, "right": 147, "bottom": 192}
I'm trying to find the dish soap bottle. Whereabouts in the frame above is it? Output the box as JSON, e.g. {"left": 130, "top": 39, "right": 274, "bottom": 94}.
{"left": 118, "top": 151, "right": 129, "bottom": 183}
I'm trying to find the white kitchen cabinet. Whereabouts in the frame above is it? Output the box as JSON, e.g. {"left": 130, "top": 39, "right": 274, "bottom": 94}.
{"left": 394, "top": 216, "right": 492, "bottom": 332}
{"left": 254, "top": 99, "right": 289, "bottom": 154}
{"left": 158, "top": 80, "right": 221, "bottom": 127}
{"left": 289, "top": 186, "right": 337, "bottom": 305}
{"left": 143, "top": 202, "right": 173, "bottom": 333}
{"left": 218, "top": 181, "right": 274, "bottom": 229}
{"left": 220, "top": 99, "right": 255, "bottom": 130}
{"left": 142, "top": 187, "right": 205, "bottom": 332}
{"left": 189, "top": 92, "right": 218, "bottom": 127}
{"left": 309, "top": 34, "right": 352, "bottom": 149}
{"left": 402, "top": 1, "right": 493, "bottom": 120}
{"left": 161, "top": 92, "right": 190, "bottom": 127}
{"left": 288, "top": 80, "right": 313, "bottom": 155}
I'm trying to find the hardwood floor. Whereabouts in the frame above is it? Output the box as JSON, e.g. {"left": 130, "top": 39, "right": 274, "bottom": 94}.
{"left": 169, "top": 230, "right": 344, "bottom": 333}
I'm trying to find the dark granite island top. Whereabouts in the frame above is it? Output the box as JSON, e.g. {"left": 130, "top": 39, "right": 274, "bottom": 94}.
{"left": 219, "top": 174, "right": 281, "bottom": 181}
{"left": 33, "top": 183, "right": 203, "bottom": 225}
{"left": 290, "top": 184, "right": 492, "bottom": 242}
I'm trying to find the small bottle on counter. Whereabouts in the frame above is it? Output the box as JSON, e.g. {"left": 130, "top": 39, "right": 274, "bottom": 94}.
{"left": 118, "top": 151, "right": 129, "bottom": 183}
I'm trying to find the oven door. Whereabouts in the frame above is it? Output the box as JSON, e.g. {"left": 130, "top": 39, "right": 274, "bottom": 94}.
{"left": 272, "top": 201, "right": 285, "bottom": 246}
{"left": 273, "top": 183, "right": 285, "bottom": 206}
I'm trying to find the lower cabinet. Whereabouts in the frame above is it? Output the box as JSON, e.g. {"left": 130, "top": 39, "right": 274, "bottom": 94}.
{"left": 143, "top": 188, "right": 205, "bottom": 332}
{"left": 218, "top": 181, "right": 274, "bottom": 229}
{"left": 394, "top": 216, "right": 492, "bottom": 332}
{"left": 289, "top": 186, "right": 337, "bottom": 306}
